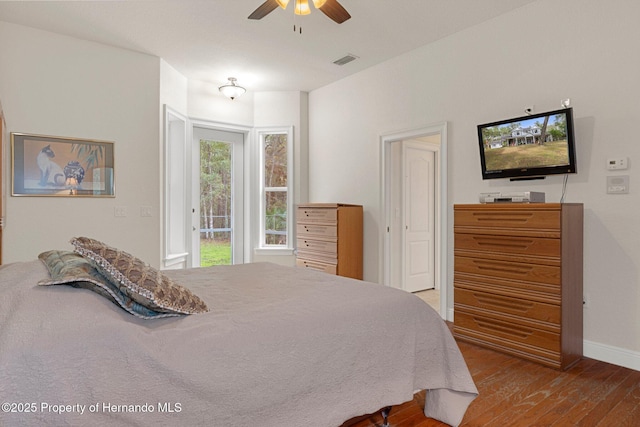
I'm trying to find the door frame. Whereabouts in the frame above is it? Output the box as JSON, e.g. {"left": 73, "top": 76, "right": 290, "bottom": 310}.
{"left": 189, "top": 119, "right": 252, "bottom": 267}
{"left": 379, "top": 122, "right": 449, "bottom": 320}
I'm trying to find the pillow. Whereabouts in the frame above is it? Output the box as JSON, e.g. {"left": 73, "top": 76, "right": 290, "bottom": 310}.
{"left": 38, "top": 250, "right": 181, "bottom": 319}
{"left": 70, "top": 237, "right": 209, "bottom": 315}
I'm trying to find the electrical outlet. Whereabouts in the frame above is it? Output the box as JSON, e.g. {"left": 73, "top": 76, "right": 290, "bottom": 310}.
{"left": 114, "top": 206, "right": 128, "bottom": 217}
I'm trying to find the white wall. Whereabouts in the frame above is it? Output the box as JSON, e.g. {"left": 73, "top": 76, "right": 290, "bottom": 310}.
{"left": 161, "top": 60, "right": 189, "bottom": 116}
{"left": 309, "top": 0, "right": 640, "bottom": 368}
{"left": 0, "top": 22, "right": 162, "bottom": 266}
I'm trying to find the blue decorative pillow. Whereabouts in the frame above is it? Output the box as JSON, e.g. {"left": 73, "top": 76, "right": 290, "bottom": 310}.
{"left": 38, "top": 250, "right": 181, "bottom": 319}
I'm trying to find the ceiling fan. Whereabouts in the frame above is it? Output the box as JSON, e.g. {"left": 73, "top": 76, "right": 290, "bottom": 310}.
{"left": 248, "top": 0, "right": 351, "bottom": 24}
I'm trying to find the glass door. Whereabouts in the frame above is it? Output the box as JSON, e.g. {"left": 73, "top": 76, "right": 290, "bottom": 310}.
{"left": 192, "top": 127, "right": 244, "bottom": 266}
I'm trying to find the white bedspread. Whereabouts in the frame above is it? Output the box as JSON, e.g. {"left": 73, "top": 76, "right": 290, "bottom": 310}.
{"left": 0, "top": 261, "right": 477, "bottom": 426}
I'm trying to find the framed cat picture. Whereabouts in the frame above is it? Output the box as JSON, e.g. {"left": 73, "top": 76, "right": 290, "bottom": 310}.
{"left": 11, "top": 133, "right": 115, "bottom": 197}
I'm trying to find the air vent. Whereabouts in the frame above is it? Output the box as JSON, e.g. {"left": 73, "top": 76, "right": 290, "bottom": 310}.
{"left": 333, "top": 54, "right": 359, "bottom": 66}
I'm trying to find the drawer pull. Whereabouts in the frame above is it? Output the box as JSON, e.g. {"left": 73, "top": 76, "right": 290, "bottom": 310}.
{"left": 472, "top": 212, "right": 535, "bottom": 224}
{"left": 475, "top": 293, "right": 534, "bottom": 313}
{"left": 475, "top": 317, "right": 534, "bottom": 339}
{"left": 302, "top": 260, "right": 322, "bottom": 269}
{"left": 472, "top": 236, "right": 535, "bottom": 250}
{"left": 473, "top": 260, "right": 533, "bottom": 276}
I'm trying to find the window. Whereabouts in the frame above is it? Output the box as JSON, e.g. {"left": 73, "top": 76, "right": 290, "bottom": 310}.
{"left": 257, "top": 127, "right": 293, "bottom": 250}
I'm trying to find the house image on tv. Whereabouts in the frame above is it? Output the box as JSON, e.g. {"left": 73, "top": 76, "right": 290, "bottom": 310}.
{"left": 488, "top": 124, "right": 553, "bottom": 148}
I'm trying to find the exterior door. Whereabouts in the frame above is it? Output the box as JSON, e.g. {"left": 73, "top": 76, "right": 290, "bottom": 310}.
{"left": 402, "top": 141, "right": 435, "bottom": 292}
{"left": 192, "top": 127, "right": 244, "bottom": 266}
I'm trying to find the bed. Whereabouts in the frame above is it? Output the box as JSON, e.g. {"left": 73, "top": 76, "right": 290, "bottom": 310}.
{"left": 0, "top": 238, "right": 477, "bottom": 427}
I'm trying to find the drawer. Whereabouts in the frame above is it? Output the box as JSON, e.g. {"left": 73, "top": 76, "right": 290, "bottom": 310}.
{"left": 455, "top": 273, "right": 561, "bottom": 301}
{"left": 455, "top": 209, "right": 560, "bottom": 230}
{"left": 454, "top": 309, "right": 560, "bottom": 353}
{"left": 297, "top": 249, "right": 337, "bottom": 263}
{"left": 297, "top": 238, "right": 337, "bottom": 255}
{"left": 296, "top": 258, "right": 337, "bottom": 275}
{"left": 297, "top": 223, "right": 337, "bottom": 238}
{"left": 455, "top": 233, "right": 560, "bottom": 257}
{"left": 455, "top": 287, "right": 560, "bottom": 324}
{"left": 454, "top": 327, "right": 561, "bottom": 369}
{"left": 455, "top": 255, "right": 560, "bottom": 285}
{"left": 297, "top": 207, "right": 337, "bottom": 223}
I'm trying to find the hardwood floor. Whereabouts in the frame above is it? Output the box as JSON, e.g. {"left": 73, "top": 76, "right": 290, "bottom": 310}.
{"left": 342, "top": 336, "right": 640, "bottom": 427}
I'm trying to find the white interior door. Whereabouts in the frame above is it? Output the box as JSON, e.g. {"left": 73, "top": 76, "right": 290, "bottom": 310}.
{"left": 192, "top": 126, "right": 244, "bottom": 266}
{"left": 402, "top": 141, "right": 435, "bottom": 292}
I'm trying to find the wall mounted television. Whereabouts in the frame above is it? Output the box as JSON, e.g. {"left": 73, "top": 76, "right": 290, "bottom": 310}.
{"left": 477, "top": 107, "right": 576, "bottom": 180}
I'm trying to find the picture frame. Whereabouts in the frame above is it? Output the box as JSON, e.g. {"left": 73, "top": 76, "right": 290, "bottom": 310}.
{"left": 11, "top": 132, "right": 115, "bottom": 197}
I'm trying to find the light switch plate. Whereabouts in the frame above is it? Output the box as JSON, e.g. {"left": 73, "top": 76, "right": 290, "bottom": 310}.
{"left": 606, "top": 175, "right": 629, "bottom": 194}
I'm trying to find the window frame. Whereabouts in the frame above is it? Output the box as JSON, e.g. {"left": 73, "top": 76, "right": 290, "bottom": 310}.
{"left": 254, "top": 126, "right": 294, "bottom": 254}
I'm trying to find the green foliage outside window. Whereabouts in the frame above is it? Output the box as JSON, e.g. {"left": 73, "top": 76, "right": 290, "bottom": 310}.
{"left": 264, "top": 134, "right": 288, "bottom": 246}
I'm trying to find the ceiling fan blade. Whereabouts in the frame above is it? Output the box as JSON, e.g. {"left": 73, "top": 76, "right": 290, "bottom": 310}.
{"left": 318, "top": 0, "right": 351, "bottom": 24}
{"left": 248, "top": 0, "right": 279, "bottom": 20}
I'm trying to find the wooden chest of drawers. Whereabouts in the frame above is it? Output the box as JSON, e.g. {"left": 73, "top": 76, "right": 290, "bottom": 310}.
{"left": 453, "top": 203, "right": 583, "bottom": 370}
{"left": 295, "top": 203, "right": 363, "bottom": 279}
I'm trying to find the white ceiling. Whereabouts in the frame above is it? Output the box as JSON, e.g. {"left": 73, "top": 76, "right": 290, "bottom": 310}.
{"left": 0, "top": 0, "right": 540, "bottom": 92}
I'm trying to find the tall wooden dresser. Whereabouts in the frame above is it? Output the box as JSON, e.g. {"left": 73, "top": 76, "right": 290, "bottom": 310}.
{"left": 453, "top": 203, "right": 583, "bottom": 370}
{"left": 295, "top": 203, "right": 363, "bottom": 279}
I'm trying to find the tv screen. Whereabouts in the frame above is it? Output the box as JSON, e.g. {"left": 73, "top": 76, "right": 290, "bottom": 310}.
{"left": 477, "top": 107, "right": 576, "bottom": 180}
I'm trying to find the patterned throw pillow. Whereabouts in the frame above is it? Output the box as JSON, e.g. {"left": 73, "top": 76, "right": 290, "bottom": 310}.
{"left": 38, "top": 250, "right": 180, "bottom": 319}
{"left": 70, "top": 237, "right": 209, "bottom": 315}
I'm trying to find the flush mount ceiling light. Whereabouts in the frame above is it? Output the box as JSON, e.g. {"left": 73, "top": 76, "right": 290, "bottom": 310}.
{"left": 218, "top": 77, "right": 246, "bottom": 100}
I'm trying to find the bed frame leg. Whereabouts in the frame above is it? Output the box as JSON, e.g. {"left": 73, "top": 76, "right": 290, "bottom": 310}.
{"left": 381, "top": 406, "right": 392, "bottom": 427}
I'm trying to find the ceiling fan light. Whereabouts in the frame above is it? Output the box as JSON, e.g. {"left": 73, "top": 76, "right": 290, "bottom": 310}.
{"left": 294, "top": 0, "right": 311, "bottom": 15}
{"left": 218, "top": 77, "right": 246, "bottom": 100}
{"left": 312, "top": 0, "right": 327, "bottom": 8}
{"left": 276, "top": 0, "right": 289, "bottom": 9}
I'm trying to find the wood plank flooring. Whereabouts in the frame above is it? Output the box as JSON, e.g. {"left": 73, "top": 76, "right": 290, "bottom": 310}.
{"left": 342, "top": 336, "right": 640, "bottom": 427}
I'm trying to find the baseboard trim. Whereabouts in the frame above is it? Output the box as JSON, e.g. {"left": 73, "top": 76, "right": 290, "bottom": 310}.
{"left": 584, "top": 339, "right": 640, "bottom": 372}
{"left": 446, "top": 307, "right": 454, "bottom": 322}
